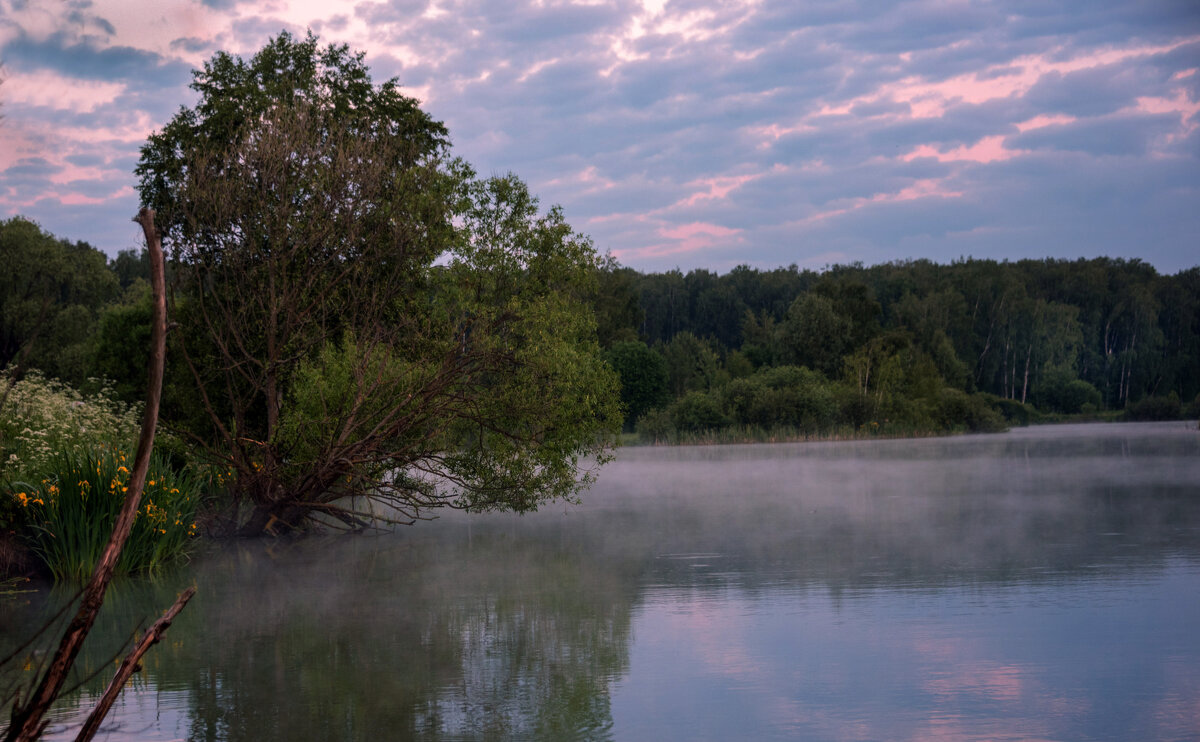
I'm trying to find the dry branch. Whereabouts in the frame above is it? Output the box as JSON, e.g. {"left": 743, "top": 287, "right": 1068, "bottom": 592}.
{"left": 3, "top": 209, "right": 177, "bottom": 742}
{"left": 72, "top": 587, "right": 196, "bottom": 742}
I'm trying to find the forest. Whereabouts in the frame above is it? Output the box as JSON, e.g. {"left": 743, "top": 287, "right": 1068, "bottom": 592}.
{"left": 5, "top": 214, "right": 1198, "bottom": 451}
{"left": 590, "top": 254, "right": 1199, "bottom": 442}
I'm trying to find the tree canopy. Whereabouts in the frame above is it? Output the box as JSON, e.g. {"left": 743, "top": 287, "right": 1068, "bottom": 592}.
{"left": 134, "top": 32, "right": 620, "bottom": 535}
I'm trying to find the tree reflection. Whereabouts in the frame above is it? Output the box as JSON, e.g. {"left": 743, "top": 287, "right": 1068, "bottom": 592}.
{"left": 2, "top": 527, "right": 636, "bottom": 741}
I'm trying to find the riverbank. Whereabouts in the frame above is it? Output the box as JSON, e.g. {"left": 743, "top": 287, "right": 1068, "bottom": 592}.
{"left": 622, "top": 411, "right": 1196, "bottom": 447}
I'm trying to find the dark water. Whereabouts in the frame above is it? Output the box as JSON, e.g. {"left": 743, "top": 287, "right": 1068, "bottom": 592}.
{"left": 3, "top": 421, "right": 1199, "bottom": 741}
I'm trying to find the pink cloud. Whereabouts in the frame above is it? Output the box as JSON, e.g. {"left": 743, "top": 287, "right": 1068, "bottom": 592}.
{"left": 3, "top": 70, "right": 126, "bottom": 113}
{"left": 676, "top": 173, "right": 760, "bottom": 208}
{"left": 901, "top": 135, "right": 1026, "bottom": 164}
{"left": 544, "top": 165, "right": 618, "bottom": 194}
{"left": 1015, "top": 114, "right": 1078, "bottom": 133}
{"left": 41, "top": 186, "right": 135, "bottom": 208}
{"left": 660, "top": 221, "right": 741, "bottom": 241}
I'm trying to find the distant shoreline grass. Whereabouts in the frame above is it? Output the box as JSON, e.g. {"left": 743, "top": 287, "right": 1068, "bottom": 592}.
{"left": 622, "top": 412, "right": 1191, "bottom": 447}
{"left": 625, "top": 422, "right": 961, "bottom": 447}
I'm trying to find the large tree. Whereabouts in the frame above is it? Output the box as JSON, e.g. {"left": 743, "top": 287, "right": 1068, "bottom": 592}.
{"left": 135, "top": 32, "right": 620, "bottom": 535}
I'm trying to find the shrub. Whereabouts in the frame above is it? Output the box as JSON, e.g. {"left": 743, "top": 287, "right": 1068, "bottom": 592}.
{"left": 1124, "top": 394, "right": 1182, "bottom": 422}
{"left": 936, "top": 389, "right": 1007, "bottom": 433}
{"left": 669, "top": 391, "right": 728, "bottom": 433}
{"left": 978, "top": 393, "right": 1037, "bottom": 426}
{"left": 7, "top": 448, "right": 198, "bottom": 581}
{"left": 0, "top": 370, "right": 141, "bottom": 478}
{"left": 1033, "top": 372, "right": 1102, "bottom": 414}
{"left": 635, "top": 408, "right": 675, "bottom": 445}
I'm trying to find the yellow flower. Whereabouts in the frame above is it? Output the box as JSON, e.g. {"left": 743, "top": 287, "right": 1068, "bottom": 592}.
{"left": 148, "top": 480, "right": 156, "bottom": 486}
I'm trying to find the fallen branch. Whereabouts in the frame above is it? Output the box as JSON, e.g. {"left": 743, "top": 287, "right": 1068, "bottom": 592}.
{"left": 72, "top": 587, "right": 196, "bottom": 742}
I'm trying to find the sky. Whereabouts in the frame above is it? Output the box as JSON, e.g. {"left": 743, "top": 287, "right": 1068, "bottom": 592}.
{"left": 1, "top": 0, "right": 1198, "bottom": 275}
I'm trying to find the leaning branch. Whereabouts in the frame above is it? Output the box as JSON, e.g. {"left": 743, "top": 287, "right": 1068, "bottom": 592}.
{"left": 72, "top": 587, "right": 196, "bottom": 742}
{"left": 3, "top": 209, "right": 172, "bottom": 742}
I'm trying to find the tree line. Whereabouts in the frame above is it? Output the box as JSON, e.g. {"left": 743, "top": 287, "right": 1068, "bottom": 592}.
{"left": 589, "top": 256, "right": 1199, "bottom": 440}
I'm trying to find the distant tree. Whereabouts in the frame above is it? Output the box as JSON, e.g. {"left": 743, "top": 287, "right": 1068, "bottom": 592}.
{"left": 779, "top": 293, "right": 851, "bottom": 377}
{"left": 0, "top": 217, "right": 119, "bottom": 389}
{"left": 604, "top": 341, "right": 669, "bottom": 431}
{"left": 591, "top": 254, "right": 643, "bottom": 347}
{"left": 109, "top": 248, "right": 150, "bottom": 289}
{"left": 134, "top": 32, "right": 620, "bottom": 535}
{"left": 660, "top": 331, "right": 722, "bottom": 396}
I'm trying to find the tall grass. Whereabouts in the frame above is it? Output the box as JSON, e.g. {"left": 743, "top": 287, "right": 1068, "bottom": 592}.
{"left": 635, "top": 422, "right": 958, "bottom": 446}
{"left": 7, "top": 447, "right": 198, "bottom": 581}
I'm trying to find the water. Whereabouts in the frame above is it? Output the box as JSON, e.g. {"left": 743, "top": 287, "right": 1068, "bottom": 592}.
{"left": 3, "top": 421, "right": 1199, "bottom": 741}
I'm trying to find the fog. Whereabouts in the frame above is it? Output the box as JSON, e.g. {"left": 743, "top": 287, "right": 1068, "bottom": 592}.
{"left": 4, "top": 421, "right": 1198, "bottom": 741}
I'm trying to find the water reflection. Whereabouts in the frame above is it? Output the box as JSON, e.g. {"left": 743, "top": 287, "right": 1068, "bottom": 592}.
{"left": 2, "top": 422, "right": 1198, "bottom": 741}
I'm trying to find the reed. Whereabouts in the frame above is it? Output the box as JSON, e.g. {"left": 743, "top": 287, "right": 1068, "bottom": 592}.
{"left": 7, "top": 447, "right": 198, "bottom": 581}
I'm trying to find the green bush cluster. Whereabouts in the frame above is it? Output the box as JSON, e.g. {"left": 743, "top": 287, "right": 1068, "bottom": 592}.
{"left": 1124, "top": 393, "right": 1185, "bottom": 421}
{"left": 634, "top": 361, "right": 1008, "bottom": 444}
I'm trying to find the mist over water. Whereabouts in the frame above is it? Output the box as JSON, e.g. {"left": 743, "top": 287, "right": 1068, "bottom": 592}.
{"left": 4, "top": 422, "right": 1199, "bottom": 741}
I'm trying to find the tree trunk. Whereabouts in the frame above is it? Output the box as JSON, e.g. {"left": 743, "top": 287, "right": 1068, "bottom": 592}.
{"left": 4, "top": 209, "right": 171, "bottom": 742}
{"left": 1021, "top": 344, "right": 1031, "bottom": 404}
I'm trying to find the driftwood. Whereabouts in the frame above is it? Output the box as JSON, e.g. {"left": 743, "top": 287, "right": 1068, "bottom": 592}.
{"left": 72, "top": 586, "right": 196, "bottom": 742}
{"left": 3, "top": 209, "right": 184, "bottom": 742}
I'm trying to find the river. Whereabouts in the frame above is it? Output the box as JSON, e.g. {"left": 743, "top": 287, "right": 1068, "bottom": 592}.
{"left": 3, "top": 421, "right": 1199, "bottom": 741}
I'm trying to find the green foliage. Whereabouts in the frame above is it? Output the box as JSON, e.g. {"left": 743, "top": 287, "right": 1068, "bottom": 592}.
{"left": 6, "top": 448, "right": 198, "bottom": 581}
{"left": 634, "top": 408, "right": 675, "bottom": 444}
{"left": 132, "top": 33, "right": 620, "bottom": 532}
{"left": 591, "top": 255, "right": 644, "bottom": 348}
{"left": 604, "top": 341, "right": 670, "bottom": 431}
{"left": 0, "top": 370, "right": 140, "bottom": 479}
{"left": 1124, "top": 394, "right": 1183, "bottom": 421}
{"left": 89, "top": 283, "right": 154, "bottom": 403}
{"left": 978, "top": 393, "right": 1038, "bottom": 426}
{"left": 109, "top": 248, "right": 150, "bottom": 289}
{"left": 724, "top": 366, "right": 838, "bottom": 431}
{"left": 934, "top": 389, "right": 1007, "bottom": 433}
{"left": 669, "top": 391, "right": 728, "bottom": 433}
{"left": 660, "top": 331, "right": 723, "bottom": 396}
{"left": 779, "top": 293, "right": 851, "bottom": 376}
{"left": 1033, "top": 371, "right": 1102, "bottom": 414}
{"left": 137, "top": 30, "right": 448, "bottom": 238}
{"left": 0, "top": 217, "right": 120, "bottom": 385}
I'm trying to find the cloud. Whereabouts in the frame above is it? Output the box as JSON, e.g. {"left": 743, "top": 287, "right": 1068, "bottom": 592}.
{"left": 2, "top": 31, "right": 181, "bottom": 84}
{"left": 1008, "top": 113, "right": 1182, "bottom": 157}
{"left": 0, "top": 0, "right": 1197, "bottom": 275}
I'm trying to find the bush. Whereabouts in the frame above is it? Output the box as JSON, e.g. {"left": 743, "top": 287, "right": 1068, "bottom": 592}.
{"left": 635, "top": 408, "right": 675, "bottom": 444}
{"left": 1033, "top": 372, "right": 1102, "bottom": 414}
{"left": 936, "top": 389, "right": 1007, "bottom": 433}
{"left": 723, "top": 366, "right": 838, "bottom": 432}
{"left": 669, "top": 391, "right": 728, "bottom": 433}
{"left": 978, "top": 393, "right": 1037, "bottom": 426}
{"left": 6, "top": 447, "right": 198, "bottom": 581}
{"left": 0, "top": 370, "right": 141, "bottom": 478}
{"left": 1186, "top": 394, "right": 1200, "bottom": 420}
{"left": 604, "top": 341, "right": 670, "bottom": 432}
{"left": 1124, "top": 394, "right": 1182, "bottom": 421}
